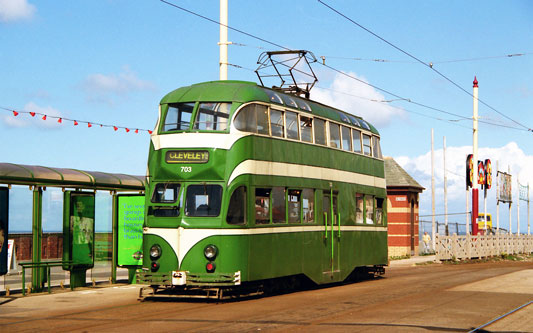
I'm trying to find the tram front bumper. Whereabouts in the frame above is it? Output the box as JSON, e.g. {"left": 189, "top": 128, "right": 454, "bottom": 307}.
{"left": 137, "top": 269, "right": 241, "bottom": 287}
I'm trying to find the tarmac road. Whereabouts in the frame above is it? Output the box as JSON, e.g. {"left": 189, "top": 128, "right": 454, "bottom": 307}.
{"left": 1, "top": 260, "right": 532, "bottom": 332}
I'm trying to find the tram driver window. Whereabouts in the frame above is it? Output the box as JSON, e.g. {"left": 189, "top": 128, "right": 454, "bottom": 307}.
{"left": 255, "top": 188, "right": 270, "bottom": 224}
{"left": 227, "top": 186, "right": 247, "bottom": 225}
{"left": 355, "top": 193, "right": 363, "bottom": 224}
{"left": 185, "top": 185, "right": 222, "bottom": 217}
{"left": 194, "top": 102, "right": 231, "bottom": 131}
{"left": 163, "top": 103, "right": 195, "bottom": 131}
{"left": 365, "top": 195, "right": 374, "bottom": 224}
{"left": 288, "top": 189, "right": 301, "bottom": 223}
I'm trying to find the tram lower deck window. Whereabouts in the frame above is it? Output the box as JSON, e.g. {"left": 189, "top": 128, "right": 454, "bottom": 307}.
{"left": 185, "top": 185, "right": 222, "bottom": 217}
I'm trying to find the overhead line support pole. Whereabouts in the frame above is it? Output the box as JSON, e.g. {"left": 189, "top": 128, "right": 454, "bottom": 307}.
{"left": 219, "top": 0, "right": 228, "bottom": 80}
{"left": 472, "top": 77, "right": 479, "bottom": 236}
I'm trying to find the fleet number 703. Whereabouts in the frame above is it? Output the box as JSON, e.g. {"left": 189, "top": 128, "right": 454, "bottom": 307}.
{"left": 181, "top": 166, "right": 192, "bottom": 173}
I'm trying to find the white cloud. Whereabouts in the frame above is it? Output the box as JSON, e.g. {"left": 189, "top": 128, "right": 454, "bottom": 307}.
{"left": 311, "top": 71, "right": 407, "bottom": 127}
{"left": 0, "top": 0, "right": 36, "bottom": 23}
{"left": 394, "top": 142, "right": 533, "bottom": 233}
{"left": 2, "top": 102, "right": 62, "bottom": 128}
{"left": 80, "top": 66, "right": 155, "bottom": 105}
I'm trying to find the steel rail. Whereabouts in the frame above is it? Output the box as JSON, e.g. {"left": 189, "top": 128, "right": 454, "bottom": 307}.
{"left": 469, "top": 300, "right": 533, "bottom": 332}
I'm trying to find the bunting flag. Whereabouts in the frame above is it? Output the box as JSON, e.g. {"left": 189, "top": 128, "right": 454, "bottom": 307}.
{"left": 1, "top": 106, "right": 153, "bottom": 134}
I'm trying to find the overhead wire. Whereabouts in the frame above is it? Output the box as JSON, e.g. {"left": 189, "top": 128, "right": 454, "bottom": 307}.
{"left": 317, "top": 0, "right": 533, "bottom": 133}
{"left": 161, "top": 0, "right": 530, "bottom": 133}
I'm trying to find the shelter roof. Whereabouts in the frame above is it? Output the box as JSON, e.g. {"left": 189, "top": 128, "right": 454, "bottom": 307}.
{"left": 384, "top": 157, "right": 425, "bottom": 192}
{"left": 0, "top": 163, "right": 145, "bottom": 191}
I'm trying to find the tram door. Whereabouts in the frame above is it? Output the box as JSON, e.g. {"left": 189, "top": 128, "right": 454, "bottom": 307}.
{"left": 322, "top": 190, "right": 340, "bottom": 278}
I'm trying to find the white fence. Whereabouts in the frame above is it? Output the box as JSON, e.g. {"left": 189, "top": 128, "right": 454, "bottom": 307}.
{"left": 435, "top": 234, "right": 533, "bottom": 260}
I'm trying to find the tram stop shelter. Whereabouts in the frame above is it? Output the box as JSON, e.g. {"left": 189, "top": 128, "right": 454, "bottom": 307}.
{"left": 0, "top": 163, "right": 145, "bottom": 294}
{"left": 384, "top": 157, "right": 425, "bottom": 257}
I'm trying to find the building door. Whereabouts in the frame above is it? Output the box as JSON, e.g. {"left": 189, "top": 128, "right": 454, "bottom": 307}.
{"left": 410, "top": 199, "right": 415, "bottom": 255}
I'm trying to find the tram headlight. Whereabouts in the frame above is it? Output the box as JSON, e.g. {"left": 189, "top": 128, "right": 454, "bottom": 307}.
{"left": 204, "top": 245, "right": 218, "bottom": 260}
{"left": 150, "top": 244, "right": 162, "bottom": 259}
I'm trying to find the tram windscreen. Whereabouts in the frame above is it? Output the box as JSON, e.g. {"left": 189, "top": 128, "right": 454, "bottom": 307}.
{"left": 163, "top": 103, "right": 195, "bottom": 131}
{"left": 185, "top": 185, "right": 222, "bottom": 217}
{"left": 193, "top": 102, "right": 231, "bottom": 131}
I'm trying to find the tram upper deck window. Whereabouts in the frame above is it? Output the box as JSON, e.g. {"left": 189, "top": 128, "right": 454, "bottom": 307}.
{"left": 185, "top": 185, "right": 222, "bottom": 217}
{"left": 329, "top": 123, "right": 341, "bottom": 148}
{"left": 234, "top": 103, "right": 269, "bottom": 135}
{"left": 163, "top": 103, "right": 195, "bottom": 131}
{"left": 359, "top": 119, "right": 371, "bottom": 131}
{"left": 341, "top": 126, "right": 352, "bottom": 151}
{"left": 352, "top": 129, "right": 362, "bottom": 153}
{"left": 264, "top": 89, "right": 283, "bottom": 104}
{"left": 281, "top": 95, "right": 298, "bottom": 108}
{"left": 270, "top": 109, "right": 284, "bottom": 138}
{"left": 314, "top": 118, "right": 326, "bottom": 145}
{"left": 300, "top": 116, "right": 313, "bottom": 143}
{"left": 286, "top": 111, "right": 299, "bottom": 140}
{"left": 372, "top": 136, "right": 383, "bottom": 159}
{"left": 193, "top": 102, "right": 231, "bottom": 131}
{"left": 362, "top": 133, "right": 372, "bottom": 156}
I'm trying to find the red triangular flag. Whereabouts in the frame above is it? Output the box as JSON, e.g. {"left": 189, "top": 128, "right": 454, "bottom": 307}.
{"left": 135, "top": 129, "right": 139, "bottom": 133}
{"left": 13, "top": 111, "right": 19, "bottom": 116}
{"left": 125, "top": 128, "right": 130, "bottom": 132}
{"left": 30, "top": 112, "right": 36, "bottom": 117}
{"left": 113, "top": 126, "right": 118, "bottom": 131}
{"left": 42, "top": 115, "right": 47, "bottom": 120}
{"left": 148, "top": 130, "right": 153, "bottom": 134}
{"left": 88, "top": 123, "right": 92, "bottom": 128}
{"left": 74, "top": 120, "right": 78, "bottom": 126}
{"left": 58, "top": 118, "right": 62, "bottom": 123}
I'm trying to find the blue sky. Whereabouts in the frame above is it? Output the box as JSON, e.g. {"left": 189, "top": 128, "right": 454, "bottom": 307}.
{"left": 1, "top": 0, "right": 532, "bottom": 232}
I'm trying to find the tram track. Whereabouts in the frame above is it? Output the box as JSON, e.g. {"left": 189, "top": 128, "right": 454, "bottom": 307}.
{"left": 469, "top": 300, "right": 533, "bottom": 333}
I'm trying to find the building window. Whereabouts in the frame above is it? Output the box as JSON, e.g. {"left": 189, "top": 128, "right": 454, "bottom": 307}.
{"left": 272, "top": 187, "right": 286, "bottom": 223}
{"left": 314, "top": 118, "right": 327, "bottom": 145}
{"left": 193, "top": 102, "right": 231, "bottom": 131}
{"left": 329, "top": 123, "right": 340, "bottom": 148}
{"left": 163, "top": 103, "right": 195, "bottom": 131}
{"left": 255, "top": 188, "right": 271, "bottom": 224}
{"left": 362, "top": 133, "right": 372, "bottom": 156}
{"left": 227, "top": 186, "right": 246, "bottom": 225}
{"left": 300, "top": 116, "right": 313, "bottom": 143}
{"left": 302, "top": 189, "right": 314, "bottom": 223}
{"left": 270, "top": 109, "right": 284, "bottom": 138}
{"left": 288, "top": 189, "right": 301, "bottom": 223}
{"left": 341, "top": 126, "right": 352, "bottom": 151}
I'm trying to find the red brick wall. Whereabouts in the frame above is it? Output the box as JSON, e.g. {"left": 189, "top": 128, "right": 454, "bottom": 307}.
{"left": 387, "top": 190, "right": 420, "bottom": 254}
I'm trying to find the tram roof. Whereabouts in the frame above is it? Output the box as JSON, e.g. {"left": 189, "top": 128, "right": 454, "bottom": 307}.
{"left": 161, "top": 80, "right": 380, "bottom": 135}
{"left": 0, "top": 163, "right": 145, "bottom": 191}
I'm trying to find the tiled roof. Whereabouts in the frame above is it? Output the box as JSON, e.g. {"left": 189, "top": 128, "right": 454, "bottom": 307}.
{"left": 384, "top": 157, "right": 424, "bottom": 191}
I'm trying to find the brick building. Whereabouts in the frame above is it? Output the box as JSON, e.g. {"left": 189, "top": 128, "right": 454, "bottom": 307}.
{"left": 384, "top": 157, "right": 425, "bottom": 257}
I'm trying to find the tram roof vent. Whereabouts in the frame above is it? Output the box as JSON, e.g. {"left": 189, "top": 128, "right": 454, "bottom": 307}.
{"left": 255, "top": 50, "right": 318, "bottom": 99}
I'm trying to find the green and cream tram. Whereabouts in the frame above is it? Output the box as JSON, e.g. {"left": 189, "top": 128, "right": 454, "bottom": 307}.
{"left": 137, "top": 80, "right": 387, "bottom": 297}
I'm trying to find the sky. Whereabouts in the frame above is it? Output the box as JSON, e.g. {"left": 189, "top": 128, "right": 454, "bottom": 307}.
{"left": 1, "top": 0, "right": 532, "bottom": 233}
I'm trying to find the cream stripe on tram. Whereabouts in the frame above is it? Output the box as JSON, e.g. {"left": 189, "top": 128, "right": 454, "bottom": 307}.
{"left": 228, "top": 160, "right": 386, "bottom": 188}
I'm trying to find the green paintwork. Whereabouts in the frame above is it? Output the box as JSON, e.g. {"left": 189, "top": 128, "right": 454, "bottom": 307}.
{"left": 140, "top": 80, "right": 387, "bottom": 288}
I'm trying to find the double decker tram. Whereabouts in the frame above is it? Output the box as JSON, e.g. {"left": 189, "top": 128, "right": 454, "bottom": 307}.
{"left": 137, "top": 80, "right": 387, "bottom": 298}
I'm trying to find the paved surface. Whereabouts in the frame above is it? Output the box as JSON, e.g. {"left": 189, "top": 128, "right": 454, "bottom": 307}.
{"left": 1, "top": 258, "right": 532, "bottom": 332}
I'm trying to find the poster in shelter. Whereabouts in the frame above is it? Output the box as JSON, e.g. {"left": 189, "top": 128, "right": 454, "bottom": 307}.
{"left": 0, "top": 187, "right": 8, "bottom": 275}
{"left": 117, "top": 195, "right": 144, "bottom": 266}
